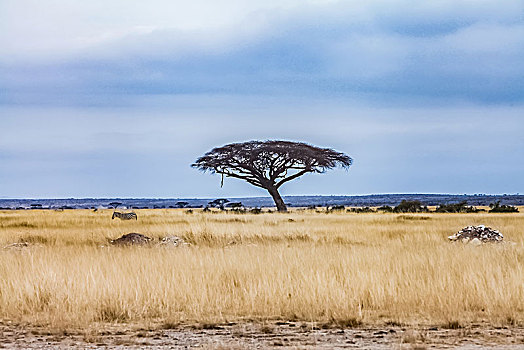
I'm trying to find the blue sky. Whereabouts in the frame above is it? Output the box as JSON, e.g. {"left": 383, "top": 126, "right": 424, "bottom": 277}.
{"left": 1, "top": 0, "right": 523, "bottom": 198}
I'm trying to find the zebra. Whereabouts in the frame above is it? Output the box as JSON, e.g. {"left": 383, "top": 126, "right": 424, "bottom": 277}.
{"left": 112, "top": 211, "right": 138, "bottom": 220}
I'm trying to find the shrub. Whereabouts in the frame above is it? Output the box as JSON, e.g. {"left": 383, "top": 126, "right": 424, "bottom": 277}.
{"left": 393, "top": 200, "right": 428, "bottom": 213}
{"left": 489, "top": 201, "right": 519, "bottom": 213}
{"left": 327, "top": 205, "right": 345, "bottom": 212}
{"left": 348, "top": 207, "right": 375, "bottom": 213}
{"left": 435, "top": 201, "right": 481, "bottom": 213}
{"left": 229, "top": 208, "right": 247, "bottom": 214}
{"left": 226, "top": 202, "right": 244, "bottom": 209}
{"left": 377, "top": 205, "right": 394, "bottom": 212}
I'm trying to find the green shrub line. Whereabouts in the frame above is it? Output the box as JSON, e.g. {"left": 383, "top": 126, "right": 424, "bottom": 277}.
{"left": 321, "top": 200, "right": 519, "bottom": 214}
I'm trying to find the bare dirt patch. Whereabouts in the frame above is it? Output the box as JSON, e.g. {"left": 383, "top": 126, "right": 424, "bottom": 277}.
{"left": 1, "top": 322, "right": 523, "bottom": 349}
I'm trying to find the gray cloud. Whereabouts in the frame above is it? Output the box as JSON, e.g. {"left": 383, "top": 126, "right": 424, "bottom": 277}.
{"left": 2, "top": 1, "right": 524, "bottom": 106}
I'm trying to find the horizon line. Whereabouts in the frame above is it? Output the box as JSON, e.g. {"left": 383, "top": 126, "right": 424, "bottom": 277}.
{"left": 1, "top": 193, "right": 521, "bottom": 201}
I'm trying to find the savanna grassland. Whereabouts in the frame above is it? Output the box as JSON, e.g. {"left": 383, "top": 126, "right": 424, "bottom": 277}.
{"left": 1, "top": 208, "right": 523, "bottom": 335}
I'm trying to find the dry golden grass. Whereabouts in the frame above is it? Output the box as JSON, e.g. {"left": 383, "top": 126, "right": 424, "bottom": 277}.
{"left": 0, "top": 208, "right": 523, "bottom": 329}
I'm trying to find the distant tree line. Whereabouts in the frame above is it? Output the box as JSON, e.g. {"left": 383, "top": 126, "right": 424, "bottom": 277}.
{"left": 321, "top": 200, "right": 519, "bottom": 214}
{"left": 190, "top": 198, "right": 519, "bottom": 214}
{"left": 180, "top": 198, "right": 520, "bottom": 214}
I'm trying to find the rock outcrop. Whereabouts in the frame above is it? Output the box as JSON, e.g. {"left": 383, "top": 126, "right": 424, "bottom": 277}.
{"left": 448, "top": 225, "right": 503, "bottom": 243}
{"left": 111, "top": 233, "right": 152, "bottom": 246}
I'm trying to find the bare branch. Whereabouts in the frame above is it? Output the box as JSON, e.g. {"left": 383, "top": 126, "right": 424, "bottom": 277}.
{"left": 217, "top": 170, "right": 264, "bottom": 188}
{"left": 275, "top": 169, "right": 312, "bottom": 188}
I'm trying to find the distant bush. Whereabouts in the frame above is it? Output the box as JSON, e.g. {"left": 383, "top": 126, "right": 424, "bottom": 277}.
{"left": 208, "top": 199, "right": 230, "bottom": 210}
{"left": 489, "top": 201, "right": 519, "bottom": 213}
{"left": 435, "top": 201, "right": 481, "bottom": 213}
{"left": 393, "top": 200, "right": 428, "bottom": 213}
{"left": 396, "top": 215, "right": 431, "bottom": 221}
{"left": 229, "top": 208, "right": 248, "bottom": 214}
{"left": 327, "top": 205, "right": 345, "bottom": 212}
{"left": 348, "top": 207, "right": 375, "bottom": 213}
{"left": 377, "top": 205, "right": 394, "bottom": 212}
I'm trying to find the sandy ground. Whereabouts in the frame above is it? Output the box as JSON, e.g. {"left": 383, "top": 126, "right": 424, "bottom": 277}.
{"left": 1, "top": 322, "right": 523, "bottom": 349}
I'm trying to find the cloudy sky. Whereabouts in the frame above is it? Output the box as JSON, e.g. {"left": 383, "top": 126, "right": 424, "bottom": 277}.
{"left": 1, "top": 0, "right": 523, "bottom": 198}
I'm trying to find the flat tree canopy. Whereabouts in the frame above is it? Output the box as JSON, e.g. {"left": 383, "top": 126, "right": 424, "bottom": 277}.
{"left": 192, "top": 140, "right": 352, "bottom": 211}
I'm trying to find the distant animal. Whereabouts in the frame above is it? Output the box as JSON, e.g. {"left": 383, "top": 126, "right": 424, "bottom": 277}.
{"left": 112, "top": 211, "right": 138, "bottom": 220}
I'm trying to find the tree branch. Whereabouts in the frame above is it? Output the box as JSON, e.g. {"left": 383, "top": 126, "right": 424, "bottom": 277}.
{"left": 275, "top": 169, "right": 312, "bottom": 188}
{"left": 217, "top": 170, "right": 264, "bottom": 188}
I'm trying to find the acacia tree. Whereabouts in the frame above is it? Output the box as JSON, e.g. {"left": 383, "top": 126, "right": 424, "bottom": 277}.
{"left": 192, "top": 140, "right": 352, "bottom": 212}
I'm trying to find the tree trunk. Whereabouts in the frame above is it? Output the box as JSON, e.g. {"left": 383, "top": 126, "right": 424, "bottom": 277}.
{"left": 267, "top": 186, "right": 287, "bottom": 212}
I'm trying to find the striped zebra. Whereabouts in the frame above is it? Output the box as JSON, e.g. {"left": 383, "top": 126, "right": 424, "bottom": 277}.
{"left": 112, "top": 211, "right": 138, "bottom": 220}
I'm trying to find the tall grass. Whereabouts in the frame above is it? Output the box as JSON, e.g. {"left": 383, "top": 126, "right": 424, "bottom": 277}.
{"left": 0, "top": 209, "right": 523, "bottom": 328}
